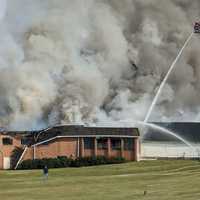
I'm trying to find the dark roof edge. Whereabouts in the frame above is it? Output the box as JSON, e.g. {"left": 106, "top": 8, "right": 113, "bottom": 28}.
{"left": 0, "top": 125, "right": 139, "bottom": 135}
{"left": 33, "top": 134, "right": 139, "bottom": 147}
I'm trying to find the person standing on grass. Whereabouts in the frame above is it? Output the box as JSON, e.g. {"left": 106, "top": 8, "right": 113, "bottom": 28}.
{"left": 43, "top": 165, "right": 49, "bottom": 181}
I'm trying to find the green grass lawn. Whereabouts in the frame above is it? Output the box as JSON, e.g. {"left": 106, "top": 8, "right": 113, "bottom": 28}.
{"left": 0, "top": 160, "right": 200, "bottom": 200}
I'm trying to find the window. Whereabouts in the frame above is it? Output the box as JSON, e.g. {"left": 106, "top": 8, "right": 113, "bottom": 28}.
{"left": 97, "top": 138, "right": 107, "bottom": 149}
{"left": 21, "top": 138, "right": 27, "bottom": 145}
{"left": 84, "top": 138, "right": 94, "bottom": 149}
{"left": 124, "top": 138, "right": 133, "bottom": 151}
{"left": 21, "top": 137, "right": 33, "bottom": 145}
{"left": 111, "top": 139, "right": 121, "bottom": 150}
{"left": 2, "top": 137, "right": 13, "bottom": 145}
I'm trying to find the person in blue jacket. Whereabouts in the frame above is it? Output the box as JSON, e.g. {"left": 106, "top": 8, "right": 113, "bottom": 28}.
{"left": 43, "top": 165, "right": 49, "bottom": 181}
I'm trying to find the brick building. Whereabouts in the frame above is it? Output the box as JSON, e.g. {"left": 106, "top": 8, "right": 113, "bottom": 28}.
{"left": 0, "top": 125, "right": 140, "bottom": 169}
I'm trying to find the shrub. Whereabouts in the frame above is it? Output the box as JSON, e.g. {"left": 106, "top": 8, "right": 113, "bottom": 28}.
{"left": 17, "top": 156, "right": 126, "bottom": 170}
{"left": 57, "top": 156, "right": 73, "bottom": 167}
{"left": 18, "top": 159, "right": 32, "bottom": 170}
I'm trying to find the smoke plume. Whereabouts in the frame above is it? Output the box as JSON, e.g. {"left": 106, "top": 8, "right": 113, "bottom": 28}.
{"left": 0, "top": 0, "right": 200, "bottom": 130}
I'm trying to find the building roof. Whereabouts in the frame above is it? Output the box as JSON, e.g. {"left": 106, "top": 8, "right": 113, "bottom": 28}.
{"left": 144, "top": 122, "right": 200, "bottom": 143}
{"left": 0, "top": 131, "right": 31, "bottom": 137}
{"left": 32, "top": 125, "right": 139, "bottom": 145}
{"left": 45, "top": 125, "right": 139, "bottom": 136}
{"left": 2, "top": 125, "right": 137, "bottom": 146}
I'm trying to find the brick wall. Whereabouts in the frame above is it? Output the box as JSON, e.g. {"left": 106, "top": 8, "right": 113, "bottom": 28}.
{"left": 110, "top": 149, "right": 121, "bottom": 157}
{"left": 23, "top": 137, "right": 78, "bottom": 160}
{"left": 23, "top": 147, "right": 34, "bottom": 160}
{"left": 0, "top": 134, "right": 140, "bottom": 170}
{"left": 84, "top": 149, "right": 94, "bottom": 157}
{"left": 35, "top": 141, "right": 58, "bottom": 159}
{"left": 57, "top": 138, "right": 77, "bottom": 158}
{"left": 21, "top": 137, "right": 140, "bottom": 167}
{"left": 124, "top": 150, "right": 134, "bottom": 160}
{"left": 97, "top": 149, "right": 107, "bottom": 156}
{"left": 0, "top": 134, "right": 23, "bottom": 169}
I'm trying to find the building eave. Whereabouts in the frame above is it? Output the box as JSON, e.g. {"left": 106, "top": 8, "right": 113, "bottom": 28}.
{"left": 32, "top": 135, "right": 139, "bottom": 147}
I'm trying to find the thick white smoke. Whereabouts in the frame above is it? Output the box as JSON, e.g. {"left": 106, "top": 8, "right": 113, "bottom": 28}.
{"left": 0, "top": 0, "right": 200, "bottom": 130}
{"left": 0, "top": 0, "right": 6, "bottom": 21}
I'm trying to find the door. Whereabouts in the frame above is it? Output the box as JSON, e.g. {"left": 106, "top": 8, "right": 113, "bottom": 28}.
{"left": 3, "top": 157, "right": 10, "bottom": 169}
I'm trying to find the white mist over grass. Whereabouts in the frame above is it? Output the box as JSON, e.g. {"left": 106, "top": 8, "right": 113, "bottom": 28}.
{"left": 142, "top": 142, "right": 200, "bottom": 158}
{"left": 0, "top": 0, "right": 200, "bottom": 130}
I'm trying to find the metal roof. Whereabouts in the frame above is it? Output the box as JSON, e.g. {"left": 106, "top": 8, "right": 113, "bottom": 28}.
{"left": 144, "top": 122, "right": 200, "bottom": 142}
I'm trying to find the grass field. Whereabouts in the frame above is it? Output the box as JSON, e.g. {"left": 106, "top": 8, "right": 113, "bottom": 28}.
{"left": 0, "top": 160, "right": 200, "bottom": 200}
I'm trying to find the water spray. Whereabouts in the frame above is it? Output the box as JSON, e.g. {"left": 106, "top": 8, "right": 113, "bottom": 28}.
{"left": 117, "top": 119, "right": 194, "bottom": 149}
{"left": 144, "top": 32, "right": 194, "bottom": 123}
{"left": 136, "top": 121, "right": 194, "bottom": 149}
